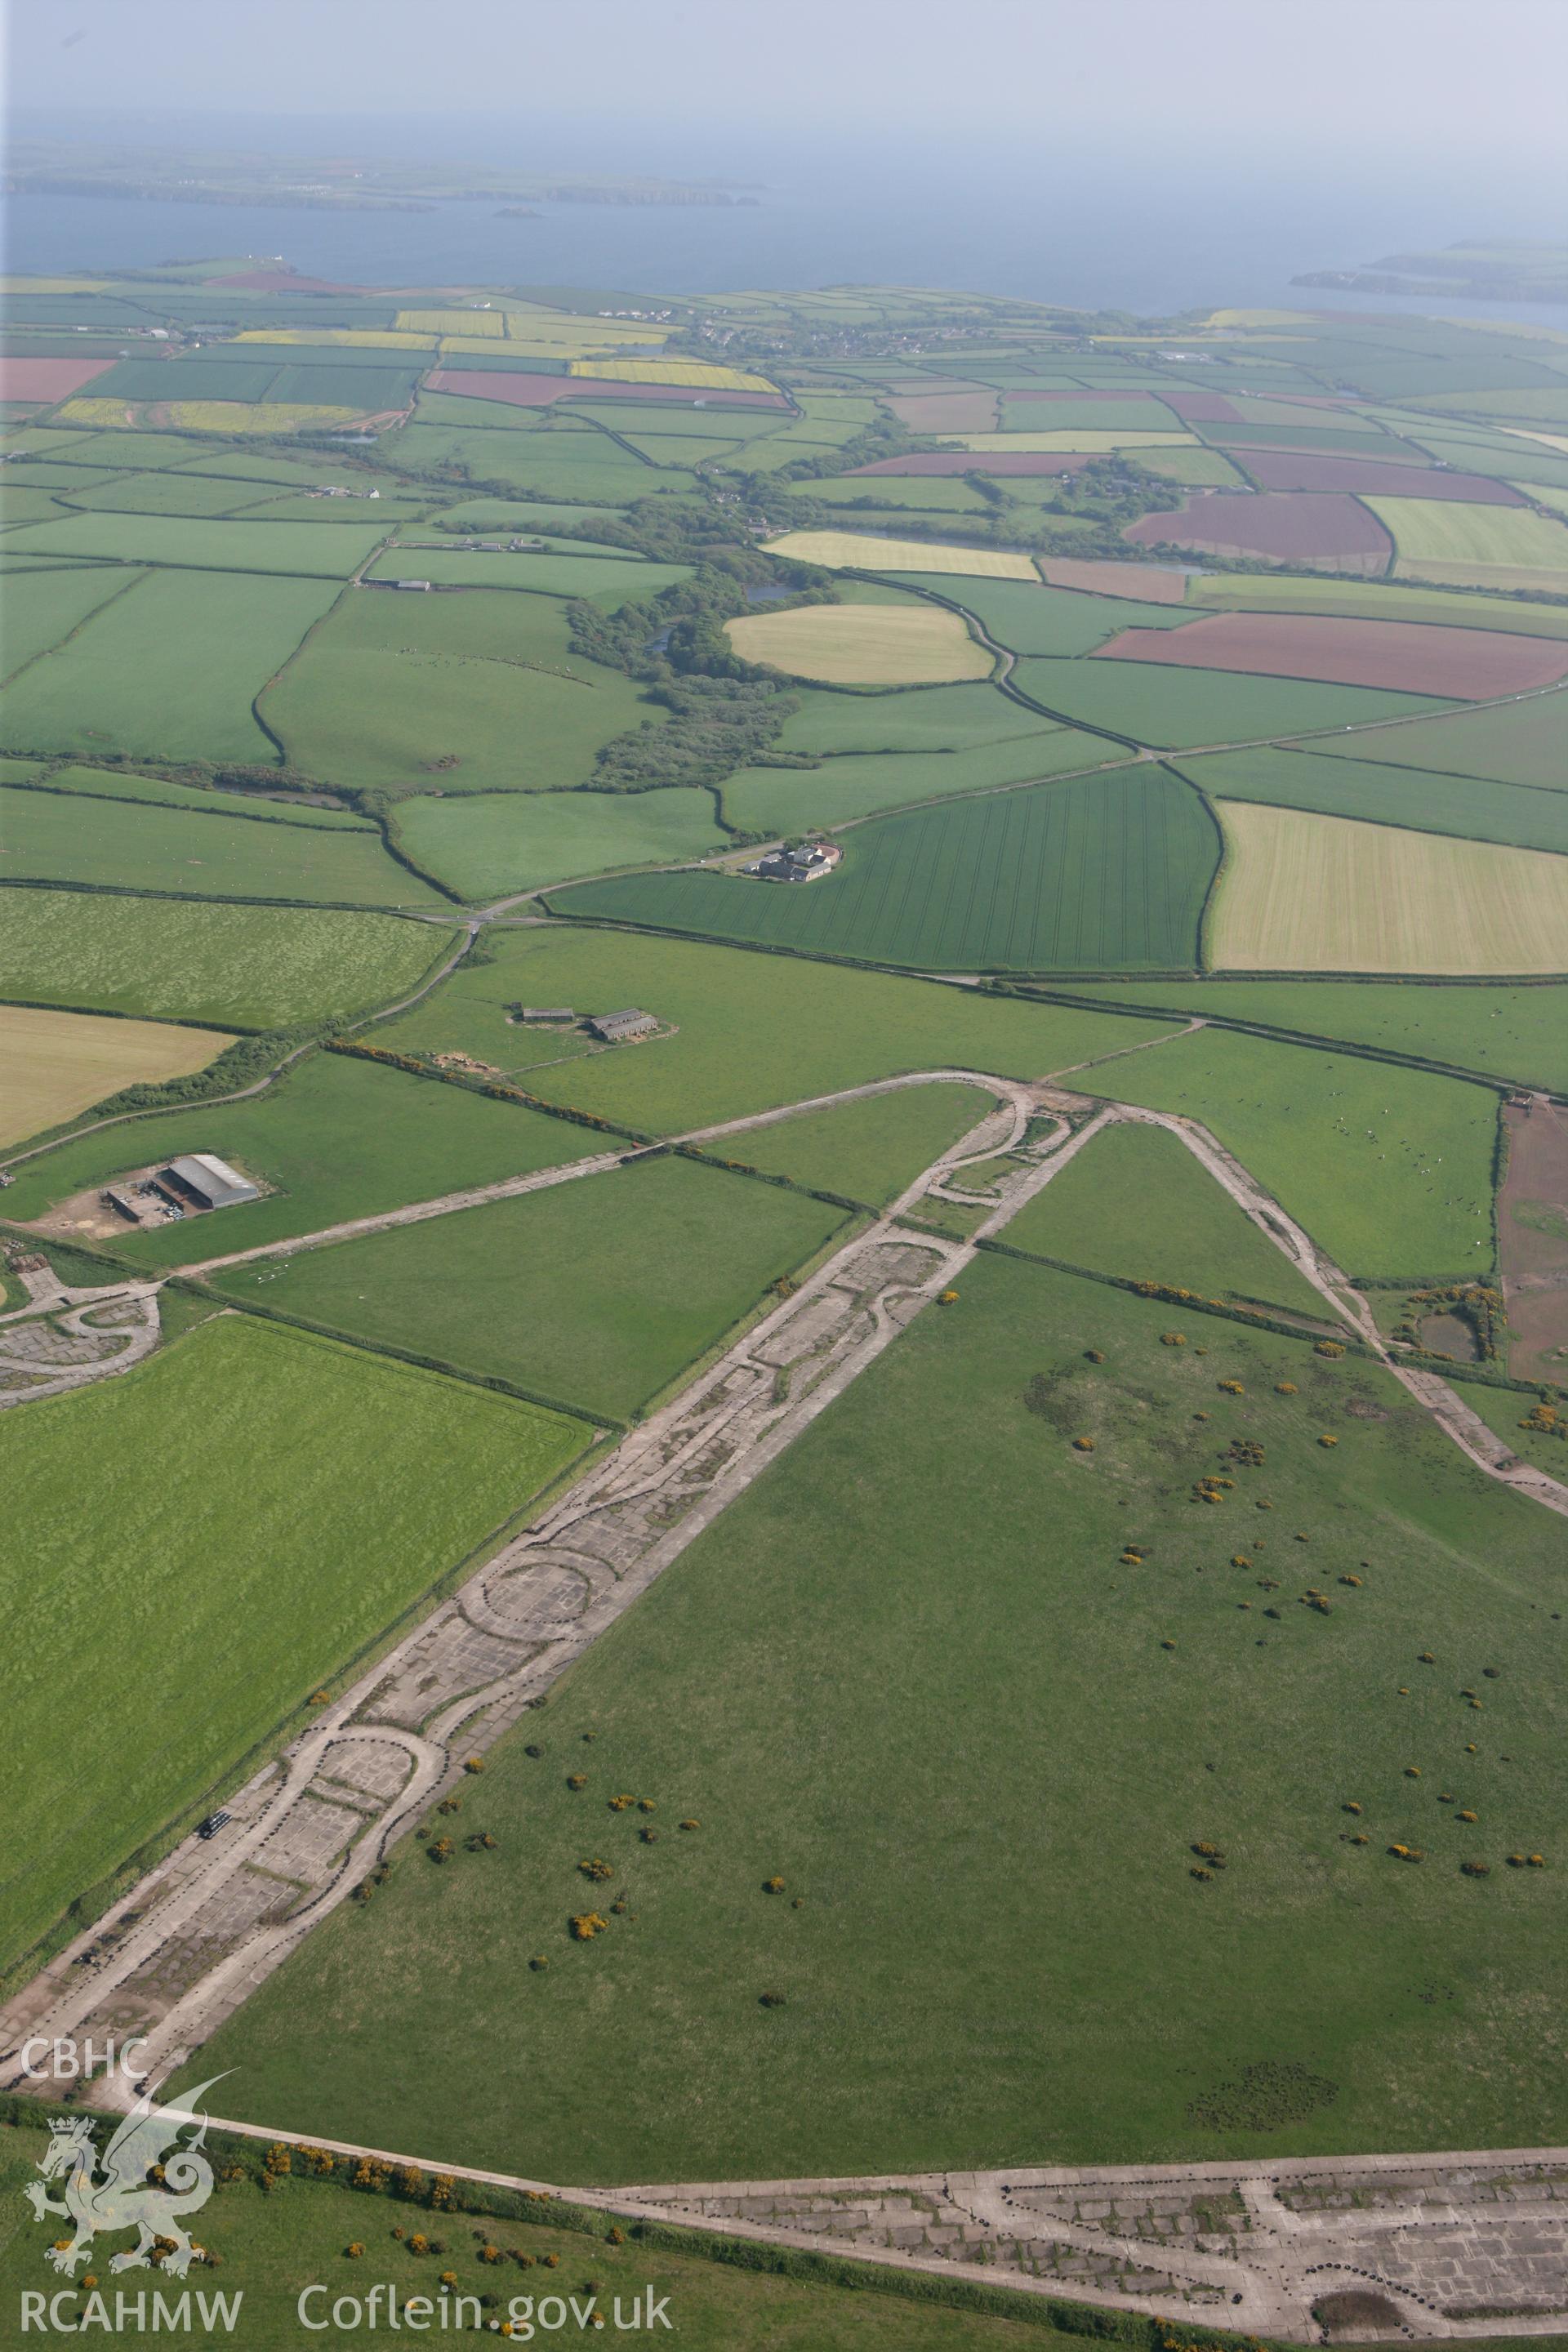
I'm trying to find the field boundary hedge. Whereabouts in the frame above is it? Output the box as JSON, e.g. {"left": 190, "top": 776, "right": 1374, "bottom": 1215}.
{"left": 326, "top": 1038, "right": 655, "bottom": 1145}
{"left": 996, "top": 981, "right": 1530, "bottom": 1097}
{"left": 971, "top": 1232, "right": 1363, "bottom": 1348}
{"left": 0, "top": 2089, "right": 1281, "bottom": 2352}
{"left": 185, "top": 1280, "right": 615, "bottom": 1431}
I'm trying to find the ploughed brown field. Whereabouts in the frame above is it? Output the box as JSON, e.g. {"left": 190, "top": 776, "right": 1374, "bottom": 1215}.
{"left": 0, "top": 355, "right": 117, "bottom": 401}
{"left": 1241, "top": 450, "right": 1526, "bottom": 502}
{"left": 1038, "top": 558, "right": 1191, "bottom": 603}
{"left": 848, "top": 450, "right": 1094, "bottom": 476}
{"left": 1498, "top": 1095, "right": 1568, "bottom": 1380}
{"left": 1125, "top": 490, "right": 1394, "bottom": 572}
{"left": 1093, "top": 610, "right": 1568, "bottom": 697}
{"left": 423, "top": 370, "right": 789, "bottom": 410}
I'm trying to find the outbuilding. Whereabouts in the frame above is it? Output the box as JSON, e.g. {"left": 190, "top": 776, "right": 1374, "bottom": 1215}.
{"left": 155, "top": 1154, "right": 261, "bottom": 1213}
{"left": 587, "top": 1009, "right": 658, "bottom": 1044}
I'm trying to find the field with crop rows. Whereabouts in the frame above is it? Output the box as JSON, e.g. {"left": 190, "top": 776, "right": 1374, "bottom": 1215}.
{"left": 556, "top": 768, "right": 1218, "bottom": 973}
{"left": 1210, "top": 800, "right": 1568, "bottom": 975}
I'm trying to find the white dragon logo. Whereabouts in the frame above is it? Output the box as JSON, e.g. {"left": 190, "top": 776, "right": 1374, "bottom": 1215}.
{"left": 23, "top": 2078, "right": 224, "bottom": 2278}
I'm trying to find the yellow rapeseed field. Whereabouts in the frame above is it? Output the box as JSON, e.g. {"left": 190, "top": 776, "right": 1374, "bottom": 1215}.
{"left": 763, "top": 530, "right": 1040, "bottom": 580}
{"left": 568, "top": 358, "right": 778, "bottom": 392}
{"left": 724, "top": 603, "right": 993, "bottom": 684}
{"left": 0, "top": 1004, "right": 233, "bottom": 1149}
{"left": 1210, "top": 800, "right": 1568, "bottom": 975}
{"left": 51, "top": 399, "right": 134, "bottom": 426}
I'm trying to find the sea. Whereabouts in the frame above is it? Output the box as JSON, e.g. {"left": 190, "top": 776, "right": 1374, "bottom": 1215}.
{"left": 7, "top": 115, "right": 1568, "bottom": 329}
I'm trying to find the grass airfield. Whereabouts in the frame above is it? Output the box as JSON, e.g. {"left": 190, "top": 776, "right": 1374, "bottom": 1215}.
{"left": 5, "top": 265, "right": 1568, "bottom": 2278}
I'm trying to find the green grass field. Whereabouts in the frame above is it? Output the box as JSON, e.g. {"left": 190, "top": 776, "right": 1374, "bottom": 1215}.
{"left": 213, "top": 1154, "right": 849, "bottom": 1420}
{"left": 0, "top": 2121, "right": 1105, "bottom": 2352}
{"left": 719, "top": 727, "right": 1121, "bottom": 832}
{"left": 0, "top": 784, "right": 444, "bottom": 904}
{"left": 263, "top": 586, "right": 663, "bottom": 799}
{"left": 393, "top": 785, "right": 728, "bottom": 899}
{"left": 773, "top": 681, "right": 1050, "bottom": 756}
{"left": 0, "top": 510, "right": 387, "bottom": 576}
{"left": 1005, "top": 1116, "right": 1330, "bottom": 1316}
{"left": 31, "top": 761, "right": 378, "bottom": 828}
{"left": 556, "top": 768, "right": 1219, "bottom": 974}
{"left": 389, "top": 421, "right": 693, "bottom": 502}
{"left": 0, "top": 559, "right": 131, "bottom": 679}
{"left": 1, "top": 1051, "right": 597, "bottom": 1262}
{"left": 1174, "top": 744, "right": 1568, "bottom": 857}
{"left": 376, "top": 924, "right": 1178, "bottom": 1132}
{"left": 1012, "top": 657, "right": 1451, "bottom": 749}
{"left": 0, "top": 889, "right": 453, "bottom": 1028}
{"left": 1190, "top": 572, "right": 1568, "bottom": 638}
{"left": 711, "top": 1080, "right": 1000, "bottom": 1206}
{"left": 1313, "top": 689, "right": 1568, "bottom": 791}
{"left": 1071, "top": 1023, "right": 1500, "bottom": 1276}
{"left": 1058, "top": 977, "right": 1568, "bottom": 1094}
{"left": 362, "top": 546, "right": 688, "bottom": 600}
{"left": 0, "top": 568, "right": 342, "bottom": 765}
{"left": 896, "top": 575, "right": 1202, "bottom": 656}
{"left": 189, "top": 1252, "right": 1568, "bottom": 2182}
{"left": 0, "top": 1314, "right": 588, "bottom": 1971}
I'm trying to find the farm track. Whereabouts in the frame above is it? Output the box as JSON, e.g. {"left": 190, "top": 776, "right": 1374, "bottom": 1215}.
{"left": 4, "top": 1066, "right": 1564, "bottom": 2115}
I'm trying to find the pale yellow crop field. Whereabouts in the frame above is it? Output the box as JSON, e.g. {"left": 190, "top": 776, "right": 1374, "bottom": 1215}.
{"left": 568, "top": 358, "right": 777, "bottom": 392}
{"left": 231, "top": 329, "right": 438, "bottom": 350}
{"left": 160, "top": 403, "right": 365, "bottom": 434}
{"left": 940, "top": 430, "right": 1196, "bottom": 453}
{"left": 0, "top": 277, "right": 109, "bottom": 294}
{"left": 397, "top": 307, "right": 506, "bottom": 336}
{"left": 1366, "top": 497, "right": 1568, "bottom": 581}
{"left": 1209, "top": 800, "right": 1568, "bottom": 976}
{"left": 724, "top": 603, "right": 992, "bottom": 684}
{"left": 1499, "top": 429, "right": 1568, "bottom": 456}
{"left": 0, "top": 1004, "right": 234, "bottom": 1149}
{"left": 763, "top": 530, "right": 1040, "bottom": 580}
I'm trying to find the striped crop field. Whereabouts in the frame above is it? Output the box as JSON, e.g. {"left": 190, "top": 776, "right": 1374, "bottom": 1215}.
{"left": 763, "top": 530, "right": 1039, "bottom": 579}
{"left": 723, "top": 603, "right": 993, "bottom": 683}
{"left": 553, "top": 768, "right": 1218, "bottom": 973}
{"left": 1209, "top": 800, "right": 1568, "bottom": 974}
{"left": 567, "top": 358, "right": 777, "bottom": 392}
{"left": 1366, "top": 497, "right": 1568, "bottom": 585}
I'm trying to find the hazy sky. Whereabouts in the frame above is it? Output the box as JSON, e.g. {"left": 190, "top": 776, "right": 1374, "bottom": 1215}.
{"left": 11, "top": 0, "right": 1568, "bottom": 170}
